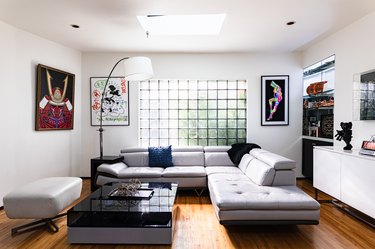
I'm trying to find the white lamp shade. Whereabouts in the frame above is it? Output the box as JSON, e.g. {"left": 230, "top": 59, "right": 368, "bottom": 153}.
{"left": 123, "top": 56, "right": 154, "bottom": 81}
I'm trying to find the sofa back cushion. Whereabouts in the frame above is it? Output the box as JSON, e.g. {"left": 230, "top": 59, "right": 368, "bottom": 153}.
{"left": 204, "top": 146, "right": 236, "bottom": 167}
{"left": 171, "top": 146, "right": 204, "bottom": 166}
{"left": 250, "top": 149, "right": 296, "bottom": 170}
{"left": 120, "top": 146, "right": 205, "bottom": 167}
{"left": 238, "top": 154, "right": 254, "bottom": 173}
{"left": 245, "top": 159, "right": 275, "bottom": 186}
{"left": 120, "top": 148, "right": 149, "bottom": 167}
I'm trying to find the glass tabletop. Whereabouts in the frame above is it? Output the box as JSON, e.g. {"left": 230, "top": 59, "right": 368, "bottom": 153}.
{"left": 67, "top": 182, "right": 178, "bottom": 228}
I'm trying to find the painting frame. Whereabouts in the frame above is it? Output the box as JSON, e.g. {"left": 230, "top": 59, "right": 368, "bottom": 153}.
{"left": 35, "top": 64, "right": 75, "bottom": 131}
{"left": 90, "top": 77, "right": 130, "bottom": 126}
{"left": 320, "top": 114, "right": 334, "bottom": 138}
{"left": 261, "top": 75, "right": 289, "bottom": 126}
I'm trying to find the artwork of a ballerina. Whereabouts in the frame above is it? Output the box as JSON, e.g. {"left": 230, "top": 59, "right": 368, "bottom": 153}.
{"left": 261, "top": 75, "right": 289, "bottom": 126}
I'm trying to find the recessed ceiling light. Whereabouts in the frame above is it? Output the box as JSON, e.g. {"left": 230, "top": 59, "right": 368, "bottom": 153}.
{"left": 70, "top": 24, "right": 80, "bottom": 29}
{"left": 137, "top": 14, "right": 226, "bottom": 36}
{"left": 286, "top": 21, "right": 296, "bottom": 26}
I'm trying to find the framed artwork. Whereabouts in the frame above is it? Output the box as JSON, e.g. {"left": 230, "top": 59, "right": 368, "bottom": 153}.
{"left": 320, "top": 114, "right": 334, "bottom": 138}
{"left": 353, "top": 69, "right": 375, "bottom": 120}
{"left": 36, "top": 64, "right": 75, "bottom": 130}
{"left": 261, "top": 75, "right": 289, "bottom": 126}
{"left": 90, "top": 77, "right": 129, "bottom": 126}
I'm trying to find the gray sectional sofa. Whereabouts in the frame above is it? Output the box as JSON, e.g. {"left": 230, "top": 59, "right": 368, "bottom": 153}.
{"left": 95, "top": 146, "right": 320, "bottom": 225}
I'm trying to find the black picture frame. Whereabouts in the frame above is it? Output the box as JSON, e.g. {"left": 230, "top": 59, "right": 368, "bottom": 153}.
{"left": 35, "top": 64, "right": 75, "bottom": 131}
{"left": 261, "top": 75, "right": 289, "bottom": 126}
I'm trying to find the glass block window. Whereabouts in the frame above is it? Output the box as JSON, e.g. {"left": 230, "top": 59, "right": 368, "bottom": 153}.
{"left": 139, "top": 80, "right": 247, "bottom": 146}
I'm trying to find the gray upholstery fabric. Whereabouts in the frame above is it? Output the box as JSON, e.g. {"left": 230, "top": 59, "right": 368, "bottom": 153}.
{"left": 121, "top": 152, "right": 149, "bottom": 167}
{"left": 245, "top": 159, "right": 275, "bottom": 186}
{"left": 172, "top": 146, "right": 203, "bottom": 152}
{"left": 118, "top": 167, "right": 164, "bottom": 178}
{"left": 208, "top": 176, "right": 320, "bottom": 210}
{"left": 97, "top": 162, "right": 128, "bottom": 177}
{"left": 204, "top": 146, "right": 235, "bottom": 167}
{"left": 213, "top": 206, "right": 320, "bottom": 222}
{"left": 162, "top": 166, "right": 206, "bottom": 177}
{"left": 204, "top": 152, "right": 236, "bottom": 167}
{"left": 238, "top": 154, "right": 254, "bottom": 173}
{"left": 3, "top": 177, "right": 82, "bottom": 219}
{"left": 120, "top": 147, "right": 148, "bottom": 153}
{"left": 250, "top": 149, "right": 296, "bottom": 170}
{"left": 205, "top": 166, "right": 243, "bottom": 176}
{"left": 272, "top": 170, "right": 296, "bottom": 186}
{"left": 172, "top": 152, "right": 204, "bottom": 166}
{"left": 248, "top": 148, "right": 268, "bottom": 157}
{"left": 207, "top": 172, "right": 251, "bottom": 183}
{"left": 96, "top": 175, "right": 207, "bottom": 188}
{"left": 204, "top": 146, "right": 231, "bottom": 152}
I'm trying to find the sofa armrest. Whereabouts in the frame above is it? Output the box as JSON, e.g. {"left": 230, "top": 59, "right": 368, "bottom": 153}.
{"left": 97, "top": 162, "right": 128, "bottom": 177}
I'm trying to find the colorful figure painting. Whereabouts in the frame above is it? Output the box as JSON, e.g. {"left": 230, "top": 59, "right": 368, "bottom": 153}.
{"left": 36, "top": 64, "right": 75, "bottom": 130}
{"left": 261, "top": 75, "right": 289, "bottom": 126}
{"left": 90, "top": 77, "right": 129, "bottom": 126}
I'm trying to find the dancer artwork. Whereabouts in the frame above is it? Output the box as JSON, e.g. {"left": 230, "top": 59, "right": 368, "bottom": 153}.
{"left": 267, "top": 81, "right": 283, "bottom": 121}
{"left": 261, "top": 75, "right": 289, "bottom": 126}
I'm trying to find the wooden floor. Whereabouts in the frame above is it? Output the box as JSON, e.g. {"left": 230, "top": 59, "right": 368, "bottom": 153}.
{"left": 1, "top": 179, "right": 375, "bottom": 249}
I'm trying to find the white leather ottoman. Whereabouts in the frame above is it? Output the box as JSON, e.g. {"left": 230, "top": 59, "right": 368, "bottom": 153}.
{"left": 3, "top": 177, "right": 82, "bottom": 235}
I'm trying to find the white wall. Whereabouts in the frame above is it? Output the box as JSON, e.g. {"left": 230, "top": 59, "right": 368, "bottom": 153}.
{"left": 82, "top": 52, "right": 304, "bottom": 177}
{"left": 0, "top": 21, "right": 82, "bottom": 206}
{"left": 303, "top": 11, "right": 375, "bottom": 149}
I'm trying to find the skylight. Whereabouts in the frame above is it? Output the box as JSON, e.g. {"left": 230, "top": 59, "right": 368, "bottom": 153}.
{"left": 137, "top": 14, "right": 226, "bottom": 36}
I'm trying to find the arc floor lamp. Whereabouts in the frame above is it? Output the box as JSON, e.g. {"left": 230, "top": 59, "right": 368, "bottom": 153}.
{"left": 99, "top": 56, "right": 153, "bottom": 158}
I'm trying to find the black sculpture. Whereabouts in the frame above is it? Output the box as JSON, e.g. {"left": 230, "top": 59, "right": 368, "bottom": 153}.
{"left": 335, "top": 122, "right": 353, "bottom": 150}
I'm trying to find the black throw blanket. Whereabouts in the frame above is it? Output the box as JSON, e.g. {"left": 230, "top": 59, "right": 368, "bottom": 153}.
{"left": 227, "top": 143, "right": 261, "bottom": 164}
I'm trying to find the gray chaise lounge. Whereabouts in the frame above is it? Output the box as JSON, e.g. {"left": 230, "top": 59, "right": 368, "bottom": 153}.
{"left": 95, "top": 146, "right": 320, "bottom": 225}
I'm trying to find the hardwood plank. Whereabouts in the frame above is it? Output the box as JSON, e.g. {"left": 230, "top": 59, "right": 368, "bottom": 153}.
{"left": 0, "top": 179, "right": 374, "bottom": 248}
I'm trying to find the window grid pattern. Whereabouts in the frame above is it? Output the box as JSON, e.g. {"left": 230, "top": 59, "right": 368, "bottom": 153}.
{"left": 139, "top": 79, "right": 247, "bottom": 146}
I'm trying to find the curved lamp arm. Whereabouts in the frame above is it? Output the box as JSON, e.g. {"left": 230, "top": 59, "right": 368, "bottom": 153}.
{"left": 99, "top": 57, "right": 129, "bottom": 158}
{"left": 98, "top": 56, "right": 153, "bottom": 158}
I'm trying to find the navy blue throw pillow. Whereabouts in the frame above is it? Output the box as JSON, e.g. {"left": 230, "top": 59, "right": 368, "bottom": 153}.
{"left": 148, "top": 145, "right": 174, "bottom": 168}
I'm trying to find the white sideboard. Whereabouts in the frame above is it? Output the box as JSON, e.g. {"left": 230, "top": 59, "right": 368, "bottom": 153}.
{"left": 313, "top": 146, "right": 375, "bottom": 219}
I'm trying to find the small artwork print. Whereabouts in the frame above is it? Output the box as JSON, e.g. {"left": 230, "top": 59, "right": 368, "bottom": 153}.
{"left": 36, "top": 64, "right": 75, "bottom": 130}
{"left": 320, "top": 114, "right": 334, "bottom": 138}
{"left": 91, "top": 77, "right": 129, "bottom": 126}
{"left": 261, "top": 75, "right": 289, "bottom": 126}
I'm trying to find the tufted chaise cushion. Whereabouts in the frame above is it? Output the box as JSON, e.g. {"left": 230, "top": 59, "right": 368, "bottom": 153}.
{"left": 208, "top": 173, "right": 320, "bottom": 211}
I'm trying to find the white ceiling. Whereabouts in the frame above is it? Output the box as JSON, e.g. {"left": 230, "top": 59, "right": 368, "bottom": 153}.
{"left": 1, "top": 0, "right": 375, "bottom": 53}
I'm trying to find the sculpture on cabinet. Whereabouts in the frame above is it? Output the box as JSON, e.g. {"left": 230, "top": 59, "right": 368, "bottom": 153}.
{"left": 335, "top": 122, "right": 353, "bottom": 150}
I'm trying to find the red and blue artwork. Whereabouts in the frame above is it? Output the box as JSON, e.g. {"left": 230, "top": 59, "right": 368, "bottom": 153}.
{"left": 36, "top": 65, "right": 75, "bottom": 130}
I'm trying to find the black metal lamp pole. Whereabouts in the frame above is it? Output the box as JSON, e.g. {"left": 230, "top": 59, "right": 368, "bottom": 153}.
{"left": 99, "top": 57, "right": 129, "bottom": 158}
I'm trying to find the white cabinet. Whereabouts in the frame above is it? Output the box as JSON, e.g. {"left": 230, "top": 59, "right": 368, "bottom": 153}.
{"left": 314, "top": 146, "right": 375, "bottom": 219}
{"left": 313, "top": 148, "right": 341, "bottom": 199}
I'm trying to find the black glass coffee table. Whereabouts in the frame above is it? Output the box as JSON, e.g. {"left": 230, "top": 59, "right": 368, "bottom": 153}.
{"left": 67, "top": 182, "right": 178, "bottom": 244}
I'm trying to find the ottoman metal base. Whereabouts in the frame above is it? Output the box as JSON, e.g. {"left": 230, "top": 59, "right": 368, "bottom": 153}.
{"left": 11, "top": 213, "right": 67, "bottom": 236}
